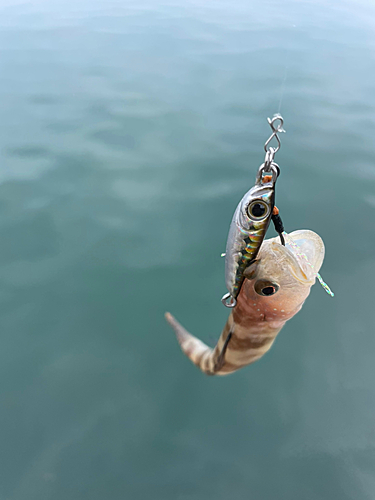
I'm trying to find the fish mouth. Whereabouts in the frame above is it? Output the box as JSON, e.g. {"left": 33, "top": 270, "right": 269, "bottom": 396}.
{"left": 263, "top": 230, "right": 325, "bottom": 284}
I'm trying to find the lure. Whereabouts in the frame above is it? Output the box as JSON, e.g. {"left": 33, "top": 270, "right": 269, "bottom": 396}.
{"left": 166, "top": 230, "right": 325, "bottom": 375}
{"left": 221, "top": 115, "right": 285, "bottom": 308}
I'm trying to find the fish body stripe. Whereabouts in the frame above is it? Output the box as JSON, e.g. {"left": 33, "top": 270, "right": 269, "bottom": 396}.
{"left": 165, "top": 311, "right": 282, "bottom": 376}
{"left": 167, "top": 230, "right": 325, "bottom": 376}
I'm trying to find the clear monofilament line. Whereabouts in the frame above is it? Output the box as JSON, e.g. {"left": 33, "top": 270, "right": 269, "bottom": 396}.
{"left": 282, "top": 231, "right": 334, "bottom": 297}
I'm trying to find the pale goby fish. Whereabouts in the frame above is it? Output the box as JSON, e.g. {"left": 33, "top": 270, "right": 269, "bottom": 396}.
{"left": 222, "top": 163, "right": 279, "bottom": 308}
{"left": 165, "top": 229, "right": 325, "bottom": 376}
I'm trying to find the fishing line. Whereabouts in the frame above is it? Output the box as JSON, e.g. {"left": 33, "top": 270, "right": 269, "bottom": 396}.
{"left": 277, "top": 63, "right": 288, "bottom": 114}
{"left": 276, "top": 46, "right": 290, "bottom": 115}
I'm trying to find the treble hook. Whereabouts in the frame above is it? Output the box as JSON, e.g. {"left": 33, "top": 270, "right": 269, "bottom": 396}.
{"left": 264, "top": 114, "right": 285, "bottom": 154}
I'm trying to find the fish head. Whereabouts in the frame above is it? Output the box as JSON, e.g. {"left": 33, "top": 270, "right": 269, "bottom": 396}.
{"left": 237, "top": 183, "right": 275, "bottom": 231}
{"left": 236, "top": 230, "right": 325, "bottom": 324}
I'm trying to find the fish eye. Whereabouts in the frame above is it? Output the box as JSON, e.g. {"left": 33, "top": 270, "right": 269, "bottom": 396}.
{"left": 254, "top": 280, "right": 279, "bottom": 296}
{"left": 247, "top": 200, "right": 269, "bottom": 220}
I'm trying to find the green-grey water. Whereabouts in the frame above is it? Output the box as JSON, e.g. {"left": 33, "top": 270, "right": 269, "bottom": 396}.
{"left": 1, "top": 0, "right": 375, "bottom": 498}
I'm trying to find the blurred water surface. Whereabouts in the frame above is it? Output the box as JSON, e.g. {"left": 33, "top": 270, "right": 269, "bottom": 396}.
{"left": 0, "top": 0, "right": 375, "bottom": 498}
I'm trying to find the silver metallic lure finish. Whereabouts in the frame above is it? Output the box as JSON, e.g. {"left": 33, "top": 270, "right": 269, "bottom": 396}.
{"left": 223, "top": 164, "right": 278, "bottom": 306}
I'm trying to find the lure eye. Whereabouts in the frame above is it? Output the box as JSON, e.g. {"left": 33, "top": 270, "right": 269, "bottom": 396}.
{"left": 254, "top": 280, "right": 279, "bottom": 296}
{"left": 247, "top": 200, "right": 269, "bottom": 220}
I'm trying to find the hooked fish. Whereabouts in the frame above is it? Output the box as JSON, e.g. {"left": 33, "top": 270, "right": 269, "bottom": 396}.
{"left": 166, "top": 229, "right": 325, "bottom": 375}
{"left": 222, "top": 164, "right": 279, "bottom": 307}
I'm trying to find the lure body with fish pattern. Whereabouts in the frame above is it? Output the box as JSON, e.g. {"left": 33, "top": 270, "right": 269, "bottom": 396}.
{"left": 224, "top": 169, "right": 276, "bottom": 304}
{"left": 166, "top": 230, "right": 324, "bottom": 375}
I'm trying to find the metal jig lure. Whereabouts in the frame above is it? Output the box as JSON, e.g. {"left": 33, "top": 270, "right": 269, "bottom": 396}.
{"left": 221, "top": 115, "right": 285, "bottom": 308}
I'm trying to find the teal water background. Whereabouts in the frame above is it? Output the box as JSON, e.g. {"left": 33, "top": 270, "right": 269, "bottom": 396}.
{"left": 1, "top": 0, "right": 375, "bottom": 498}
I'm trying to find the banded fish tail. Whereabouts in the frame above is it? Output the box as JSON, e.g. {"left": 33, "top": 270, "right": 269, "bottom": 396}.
{"left": 165, "top": 312, "right": 233, "bottom": 376}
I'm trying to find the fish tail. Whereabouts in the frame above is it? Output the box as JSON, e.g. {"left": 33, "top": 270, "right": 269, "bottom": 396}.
{"left": 165, "top": 312, "right": 227, "bottom": 375}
